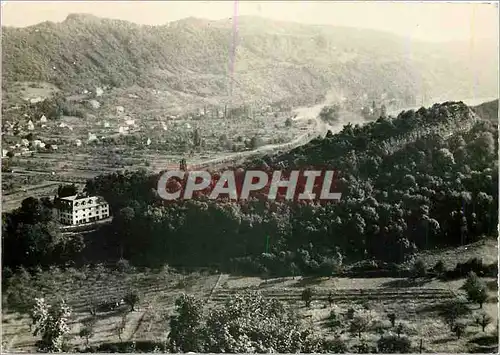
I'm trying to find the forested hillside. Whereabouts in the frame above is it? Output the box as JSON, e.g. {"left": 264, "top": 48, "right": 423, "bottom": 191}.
{"left": 472, "top": 99, "right": 498, "bottom": 122}
{"left": 4, "top": 101, "right": 497, "bottom": 276}
{"left": 2, "top": 14, "right": 497, "bottom": 106}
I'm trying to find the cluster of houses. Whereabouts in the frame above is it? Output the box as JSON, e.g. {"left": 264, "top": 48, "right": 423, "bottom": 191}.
{"left": 2, "top": 136, "right": 59, "bottom": 158}
{"left": 2, "top": 113, "right": 60, "bottom": 158}
{"left": 115, "top": 106, "right": 140, "bottom": 134}
{"left": 3, "top": 93, "right": 281, "bottom": 158}
{"left": 80, "top": 86, "right": 107, "bottom": 97}
{"left": 2, "top": 113, "right": 51, "bottom": 136}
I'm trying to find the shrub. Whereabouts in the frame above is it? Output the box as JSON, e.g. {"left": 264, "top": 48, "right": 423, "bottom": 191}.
{"left": 446, "top": 258, "right": 497, "bottom": 279}
{"left": 327, "top": 310, "right": 341, "bottom": 329}
{"left": 463, "top": 272, "right": 488, "bottom": 308}
{"left": 440, "top": 298, "right": 470, "bottom": 331}
{"left": 123, "top": 291, "right": 139, "bottom": 312}
{"left": 411, "top": 259, "right": 427, "bottom": 278}
{"left": 61, "top": 102, "right": 85, "bottom": 118}
{"left": 323, "top": 336, "right": 348, "bottom": 353}
{"left": 169, "top": 292, "right": 328, "bottom": 353}
{"left": 346, "top": 307, "right": 355, "bottom": 320}
{"left": 377, "top": 335, "right": 412, "bottom": 353}
{"left": 349, "top": 313, "right": 370, "bottom": 338}
{"left": 115, "top": 259, "right": 131, "bottom": 273}
{"left": 351, "top": 340, "right": 371, "bottom": 353}
{"left": 249, "top": 136, "right": 264, "bottom": 149}
{"left": 433, "top": 260, "right": 445, "bottom": 275}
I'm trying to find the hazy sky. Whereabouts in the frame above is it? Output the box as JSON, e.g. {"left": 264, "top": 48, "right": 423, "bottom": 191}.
{"left": 1, "top": 1, "right": 498, "bottom": 42}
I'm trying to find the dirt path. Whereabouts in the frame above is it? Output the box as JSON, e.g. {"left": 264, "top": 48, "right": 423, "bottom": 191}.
{"left": 206, "top": 273, "right": 224, "bottom": 303}
{"left": 126, "top": 310, "right": 148, "bottom": 341}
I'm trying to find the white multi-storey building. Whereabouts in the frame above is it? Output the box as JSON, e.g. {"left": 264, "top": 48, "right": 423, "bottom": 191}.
{"left": 56, "top": 195, "right": 110, "bottom": 225}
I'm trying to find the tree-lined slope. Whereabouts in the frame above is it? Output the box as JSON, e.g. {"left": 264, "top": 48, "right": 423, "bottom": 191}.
{"left": 59, "top": 101, "right": 497, "bottom": 272}
{"left": 472, "top": 100, "right": 498, "bottom": 122}
{"left": 2, "top": 14, "right": 497, "bottom": 106}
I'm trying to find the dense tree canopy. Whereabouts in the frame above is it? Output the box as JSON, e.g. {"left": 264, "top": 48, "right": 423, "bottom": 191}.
{"left": 2, "top": 197, "right": 84, "bottom": 269}
{"left": 168, "top": 292, "right": 329, "bottom": 353}
{"left": 80, "top": 102, "right": 498, "bottom": 274}
{"left": 3, "top": 102, "right": 498, "bottom": 276}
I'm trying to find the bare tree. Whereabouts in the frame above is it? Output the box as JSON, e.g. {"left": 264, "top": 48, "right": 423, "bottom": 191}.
{"left": 388, "top": 313, "right": 396, "bottom": 327}
{"left": 116, "top": 312, "right": 127, "bottom": 342}
{"left": 396, "top": 323, "right": 404, "bottom": 338}
{"left": 476, "top": 312, "right": 492, "bottom": 332}
{"left": 350, "top": 313, "right": 370, "bottom": 338}
{"left": 453, "top": 321, "right": 466, "bottom": 339}
{"left": 79, "top": 323, "right": 94, "bottom": 348}
{"left": 327, "top": 292, "right": 334, "bottom": 308}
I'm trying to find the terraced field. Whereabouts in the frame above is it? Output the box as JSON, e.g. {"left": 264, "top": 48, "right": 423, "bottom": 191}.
{"left": 3, "top": 238, "right": 498, "bottom": 352}
{"left": 208, "top": 276, "right": 497, "bottom": 353}
{"left": 209, "top": 287, "right": 456, "bottom": 303}
{"left": 3, "top": 269, "right": 497, "bottom": 353}
{"left": 1, "top": 270, "right": 220, "bottom": 351}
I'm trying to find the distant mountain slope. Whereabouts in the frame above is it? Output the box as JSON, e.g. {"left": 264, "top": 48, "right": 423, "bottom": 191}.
{"left": 2, "top": 14, "right": 498, "bottom": 106}
{"left": 472, "top": 99, "right": 499, "bottom": 121}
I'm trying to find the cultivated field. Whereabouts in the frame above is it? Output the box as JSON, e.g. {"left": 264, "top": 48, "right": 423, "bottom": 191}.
{"left": 214, "top": 276, "right": 498, "bottom": 353}
{"left": 3, "top": 84, "right": 315, "bottom": 178}
{"left": 2, "top": 269, "right": 222, "bottom": 351}
{"left": 2, "top": 82, "right": 60, "bottom": 107}
{"left": 2, "top": 259, "right": 497, "bottom": 353}
{"left": 1, "top": 82, "right": 325, "bottom": 212}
